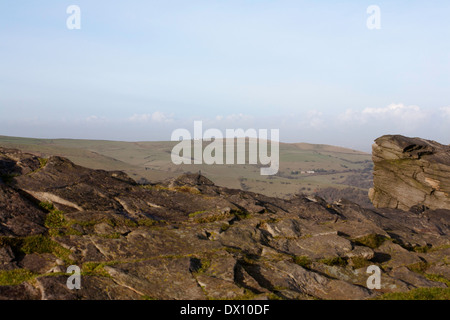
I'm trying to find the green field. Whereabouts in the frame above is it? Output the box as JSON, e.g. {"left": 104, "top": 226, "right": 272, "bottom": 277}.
{"left": 0, "top": 135, "right": 373, "bottom": 200}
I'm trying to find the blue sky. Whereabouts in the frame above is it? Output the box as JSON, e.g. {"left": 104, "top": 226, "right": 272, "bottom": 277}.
{"left": 1, "top": 0, "right": 449, "bottom": 151}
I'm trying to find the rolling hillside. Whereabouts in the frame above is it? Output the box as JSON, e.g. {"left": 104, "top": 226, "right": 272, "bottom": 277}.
{"left": 0, "top": 135, "right": 373, "bottom": 202}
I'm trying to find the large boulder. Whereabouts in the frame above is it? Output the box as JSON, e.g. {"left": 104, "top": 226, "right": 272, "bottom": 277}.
{"left": 369, "top": 135, "right": 450, "bottom": 211}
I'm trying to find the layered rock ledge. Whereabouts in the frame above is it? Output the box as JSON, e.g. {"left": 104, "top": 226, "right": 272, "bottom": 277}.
{"left": 369, "top": 135, "right": 450, "bottom": 211}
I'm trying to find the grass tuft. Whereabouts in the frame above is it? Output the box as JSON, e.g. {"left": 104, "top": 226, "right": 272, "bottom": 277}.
{"left": 189, "top": 210, "right": 207, "bottom": 218}
{"left": 0, "top": 269, "right": 37, "bottom": 286}
{"left": 349, "top": 257, "right": 372, "bottom": 269}
{"left": 233, "top": 209, "right": 251, "bottom": 221}
{"left": 353, "top": 234, "right": 387, "bottom": 249}
{"left": 320, "top": 257, "right": 348, "bottom": 267}
{"left": 38, "top": 158, "right": 48, "bottom": 168}
{"left": 293, "top": 256, "right": 312, "bottom": 269}
{"left": 424, "top": 274, "right": 450, "bottom": 287}
{"left": 376, "top": 287, "right": 450, "bottom": 300}
{"left": 407, "top": 261, "right": 430, "bottom": 274}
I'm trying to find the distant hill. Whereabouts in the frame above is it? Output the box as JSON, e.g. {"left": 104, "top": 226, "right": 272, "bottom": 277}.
{"left": 0, "top": 135, "right": 373, "bottom": 202}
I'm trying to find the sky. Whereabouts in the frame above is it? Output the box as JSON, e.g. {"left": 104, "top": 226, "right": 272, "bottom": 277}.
{"left": 0, "top": 0, "right": 449, "bottom": 151}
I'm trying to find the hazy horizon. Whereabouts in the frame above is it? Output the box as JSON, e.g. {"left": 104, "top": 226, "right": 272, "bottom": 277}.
{"left": 1, "top": 1, "right": 449, "bottom": 152}
{"left": 0, "top": 132, "right": 372, "bottom": 152}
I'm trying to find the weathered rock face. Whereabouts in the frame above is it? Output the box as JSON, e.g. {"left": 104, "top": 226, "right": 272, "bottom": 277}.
{"left": 369, "top": 135, "right": 450, "bottom": 211}
{"left": 0, "top": 147, "right": 449, "bottom": 300}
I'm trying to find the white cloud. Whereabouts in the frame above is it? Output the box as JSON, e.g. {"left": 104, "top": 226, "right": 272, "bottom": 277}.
{"left": 440, "top": 106, "right": 450, "bottom": 120}
{"left": 295, "top": 110, "right": 325, "bottom": 130}
{"left": 203, "top": 113, "right": 255, "bottom": 128}
{"left": 224, "top": 113, "right": 253, "bottom": 121}
{"left": 338, "top": 103, "right": 428, "bottom": 130}
{"left": 128, "top": 111, "right": 173, "bottom": 123}
{"left": 362, "top": 103, "right": 426, "bottom": 123}
{"left": 306, "top": 110, "right": 324, "bottom": 129}
{"left": 337, "top": 109, "right": 363, "bottom": 123}
{"left": 151, "top": 111, "right": 169, "bottom": 122}
{"left": 85, "top": 115, "right": 108, "bottom": 123}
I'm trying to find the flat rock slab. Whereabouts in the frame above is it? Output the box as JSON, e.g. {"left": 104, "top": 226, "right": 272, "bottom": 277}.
{"left": 105, "top": 257, "right": 206, "bottom": 300}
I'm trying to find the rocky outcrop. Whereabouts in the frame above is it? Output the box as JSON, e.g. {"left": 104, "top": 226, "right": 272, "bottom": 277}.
{"left": 0, "top": 147, "right": 449, "bottom": 300}
{"left": 369, "top": 135, "right": 450, "bottom": 211}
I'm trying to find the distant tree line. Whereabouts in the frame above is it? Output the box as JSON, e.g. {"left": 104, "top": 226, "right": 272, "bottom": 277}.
{"left": 339, "top": 173, "right": 373, "bottom": 189}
